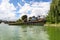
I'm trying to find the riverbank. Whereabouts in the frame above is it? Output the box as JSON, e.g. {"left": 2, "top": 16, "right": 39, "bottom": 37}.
{"left": 44, "top": 23, "right": 60, "bottom": 27}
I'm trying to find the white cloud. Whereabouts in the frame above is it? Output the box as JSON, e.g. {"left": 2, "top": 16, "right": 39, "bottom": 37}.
{"left": 0, "top": 0, "right": 50, "bottom": 21}
{"left": 0, "top": 0, "right": 17, "bottom": 21}
{"left": 18, "top": 3, "right": 31, "bottom": 17}
{"left": 30, "top": 2, "right": 50, "bottom": 17}
{"left": 22, "top": 0, "right": 25, "bottom": 2}
{"left": 17, "top": 3, "right": 22, "bottom": 8}
{"left": 18, "top": 2, "right": 50, "bottom": 18}
{"left": 19, "top": 3, "right": 30, "bottom": 13}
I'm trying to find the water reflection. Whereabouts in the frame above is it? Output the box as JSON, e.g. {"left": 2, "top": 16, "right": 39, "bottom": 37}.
{"left": 0, "top": 24, "right": 49, "bottom": 40}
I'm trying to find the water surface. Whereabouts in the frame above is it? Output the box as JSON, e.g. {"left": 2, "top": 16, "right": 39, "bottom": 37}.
{"left": 0, "top": 23, "right": 49, "bottom": 40}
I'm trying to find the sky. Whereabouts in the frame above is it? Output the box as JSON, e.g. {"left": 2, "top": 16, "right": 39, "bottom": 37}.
{"left": 0, "top": 0, "right": 51, "bottom": 21}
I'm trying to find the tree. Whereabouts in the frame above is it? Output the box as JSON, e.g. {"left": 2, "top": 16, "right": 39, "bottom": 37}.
{"left": 16, "top": 19, "right": 22, "bottom": 22}
{"left": 46, "top": 0, "right": 60, "bottom": 23}
{"left": 29, "top": 17, "right": 32, "bottom": 21}
{"left": 21, "top": 15, "right": 27, "bottom": 22}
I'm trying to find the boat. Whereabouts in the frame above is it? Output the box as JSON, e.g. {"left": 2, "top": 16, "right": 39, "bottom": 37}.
{"left": 9, "top": 20, "right": 46, "bottom": 26}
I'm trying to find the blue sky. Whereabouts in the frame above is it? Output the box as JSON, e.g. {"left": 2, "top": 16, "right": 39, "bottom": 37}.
{"left": 9, "top": 0, "right": 50, "bottom": 7}
{"left": 0, "top": 0, "right": 51, "bottom": 21}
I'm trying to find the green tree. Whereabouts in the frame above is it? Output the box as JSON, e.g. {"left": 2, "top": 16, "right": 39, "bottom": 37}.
{"left": 46, "top": 0, "right": 60, "bottom": 23}
{"left": 16, "top": 19, "right": 22, "bottom": 22}
{"left": 29, "top": 17, "right": 32, "bottom": 21}
{"left": 21, "top": 15, "right": 27, "bottom": 22}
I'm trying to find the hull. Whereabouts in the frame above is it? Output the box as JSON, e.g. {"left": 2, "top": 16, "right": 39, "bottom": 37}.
{"left": 9, "top": 22, "right": 45, "bottom": 26}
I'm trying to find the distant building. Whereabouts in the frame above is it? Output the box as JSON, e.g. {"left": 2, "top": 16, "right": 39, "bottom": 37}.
{"left": 28, "top": 16, "right": 37, "bottom": 22}
{"left": 28, "top": 15, "right": 46, "bottom": 23}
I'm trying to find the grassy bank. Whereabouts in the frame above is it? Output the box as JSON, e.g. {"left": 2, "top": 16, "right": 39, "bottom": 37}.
{"left": 44, "top": 23, "right": 60, "bottom": 27}
{"left": 45, "top": 26, "right": 60, "bottom": 40}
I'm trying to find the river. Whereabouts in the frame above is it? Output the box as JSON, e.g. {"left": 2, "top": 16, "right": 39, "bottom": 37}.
{"left": 0, "top": 23, "right": 49, "bottom": 40}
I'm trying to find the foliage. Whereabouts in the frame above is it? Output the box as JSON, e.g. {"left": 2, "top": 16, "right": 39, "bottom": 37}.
{"left": 46, "top": 0, "right": 60, "bottom": 23}
{"left": 16, "top": 19, "right": 22, "bottom": 23}
{"left": 29, "top": 17, "right": 32, "bottom": 21}
{"left": 16, "top": 15, "right": 27, "bottom": 23}
{"left": 21, "top": 15, "right": 27, "bottom": 22}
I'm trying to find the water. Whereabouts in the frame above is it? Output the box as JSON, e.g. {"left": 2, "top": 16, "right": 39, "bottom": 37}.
{"left": 0, "top": 23, "right": 49, "bottom": 40}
